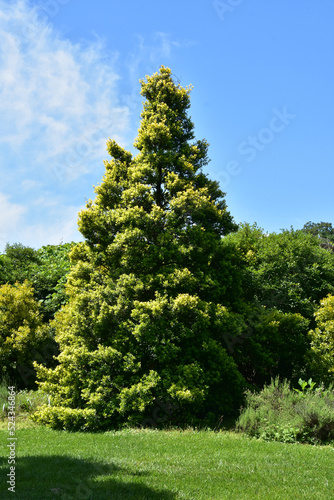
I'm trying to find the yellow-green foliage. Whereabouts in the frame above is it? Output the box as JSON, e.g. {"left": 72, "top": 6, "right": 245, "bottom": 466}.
{"left": 32, "top": 405, "right": 96, "bottom": 431}
{"left": 0, "top": 281, "right": 48, "bottom": 386}
{"left": 309, "top": 294, "right": 334, "bottom": 382}
{"left": 33, "top": 67, "right": 246, "bottom": 431}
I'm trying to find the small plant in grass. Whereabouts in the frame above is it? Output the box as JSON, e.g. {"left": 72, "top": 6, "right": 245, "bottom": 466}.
{"left": 0, "top": 380, "right": 49, "bottom": 421}
{"left": 236, "top": 376, "right": 334, "bottom": 444}
{"left": 16, "top": 389, "right": 49, "bottom": 415}
{"left": 0, "top": 378, "right": 14, "bottom": 419}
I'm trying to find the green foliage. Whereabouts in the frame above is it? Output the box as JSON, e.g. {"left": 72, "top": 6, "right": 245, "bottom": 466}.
{"left": 293, "top": 377, "right": 316, "bottom": 396}
{"left": 0, "top": 243, "right": 39, "bottom": 284}
{"left": 308, "top": 294, "right": 334, "bottom": 383}
{"left": 302, "top": 221, "right": 334, "bottom": 244}
{"left": 230, "top": 304, "right": 310, "bottom": 387}
{"left": 226, "top": 224, "right": 334, "bottom": 320}
{"left": 34, "top": 67, "right": 245, "bottom": 431}
{"left": 32, "top": 406, "right": 97, "bottom": 432}
{"left": 0, "top": 242, "right": 74, "bottom": 321}
{"left": 0, "top": 282, "right": 54, "bottom": 388}
{"left": 222, "top": 224, "right": 334, "bottom": 388}
{"left": 236, "top": 377, "right": 334, "bottom": 444}
{"left": 33, "top": 243, "right": 74, "bottom": 321}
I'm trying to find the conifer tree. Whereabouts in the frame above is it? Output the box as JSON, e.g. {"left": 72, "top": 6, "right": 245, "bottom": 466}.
{"left": 34, "top": 67, "right": 244, "bottom": 430}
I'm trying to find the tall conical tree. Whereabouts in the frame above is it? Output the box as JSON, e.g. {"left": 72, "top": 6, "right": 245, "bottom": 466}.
{"left": 34, "top": 67, "right": 244, "bottom": 431}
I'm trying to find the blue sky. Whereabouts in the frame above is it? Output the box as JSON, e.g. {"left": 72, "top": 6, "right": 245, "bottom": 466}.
{"left": 0, "top": 0, "right": 333, "bottom": 251}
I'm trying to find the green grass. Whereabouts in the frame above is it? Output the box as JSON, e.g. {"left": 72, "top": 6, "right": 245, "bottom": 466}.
{"left": 1, "top": 424, "right": 334, "bottom": 499}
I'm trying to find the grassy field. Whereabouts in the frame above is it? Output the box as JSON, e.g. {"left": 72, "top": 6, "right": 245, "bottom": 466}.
{"left": 1, "top": 420, "right": 334, "bottom": 499}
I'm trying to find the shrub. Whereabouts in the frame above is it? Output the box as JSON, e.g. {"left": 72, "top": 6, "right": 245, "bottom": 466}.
{"left": 31, "top": 406, "right": 97, "bottom": 432}
{"left": 0, "top": 281, "right": 55, "bottom": 388}
{"left": 236, "top": 377, "right": 334, "bottom": 444}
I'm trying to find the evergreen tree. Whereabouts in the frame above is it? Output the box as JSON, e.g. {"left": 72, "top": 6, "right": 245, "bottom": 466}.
{"left": 34, "top": 67, "right": 244, "bottom": 431}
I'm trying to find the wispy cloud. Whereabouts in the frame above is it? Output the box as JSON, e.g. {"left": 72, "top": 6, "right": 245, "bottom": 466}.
{"left": 0, "top": 190, "right": 82, "bottom": 250}
{"left": 0, "top": 193, "right": 26, "bottom": 238}
{"left": 0, "top": 0, "right": 130, "bottom": 185}
{"left": 17, "top": 202, "right": 83, "bottom": 250}
{"left": 124, "top": 32, "right": 194, "bottom": 120}
{"left": 0, "top": 1, "right": 186, "bottom": 251}
{"left": 0, "top": 0, "right": 130, "bottom": 251}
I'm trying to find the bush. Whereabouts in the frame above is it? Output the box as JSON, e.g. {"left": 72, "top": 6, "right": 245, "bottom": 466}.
{"left": 236, "top": 377, "right": 334, "bottom": 444}
{"left": 0, "top": 242, "right": 74, "bottom": 322}
{"left": 0, "top": 281, "right": 55, "bottom": 389}
{"left": 31, "top": 406, "right": 97, "bottom": 431}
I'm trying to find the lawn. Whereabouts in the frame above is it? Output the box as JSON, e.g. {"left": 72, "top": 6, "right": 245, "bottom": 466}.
{"left": 0, "top": 422, "right": 333, "bottom": 499}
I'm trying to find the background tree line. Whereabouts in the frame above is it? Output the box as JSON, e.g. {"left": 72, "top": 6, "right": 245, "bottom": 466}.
{"left": 1, "top": 220, "right": 334, "bottom": 425}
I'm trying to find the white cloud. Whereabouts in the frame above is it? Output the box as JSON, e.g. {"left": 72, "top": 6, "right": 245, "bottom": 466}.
{"left": 121, "top": 31, "right": 196, "bottom": 134}
{"left": 17, "top": 203, "right": 83, "bottom": 250}
{"left": 0, "top": 1, "right": 187, "bottom": 251}
{"left": 0, "top": 193, "right": 26, "bottom": 251}
{"left": 0, "top": 193, "right": 26, "bottom": 230}
{"left": 0, "top": 0, "right": 133, "bottom": 250}
{"left": 0, "top": 0, "right": 130, "bottom": 184}
{"left": 0, "top": 192, "right": 83, "bottom": 252}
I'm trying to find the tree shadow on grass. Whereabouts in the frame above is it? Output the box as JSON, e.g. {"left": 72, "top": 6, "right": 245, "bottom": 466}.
{"left": 0, "top": 455, "right": 177, "bottom": 500}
